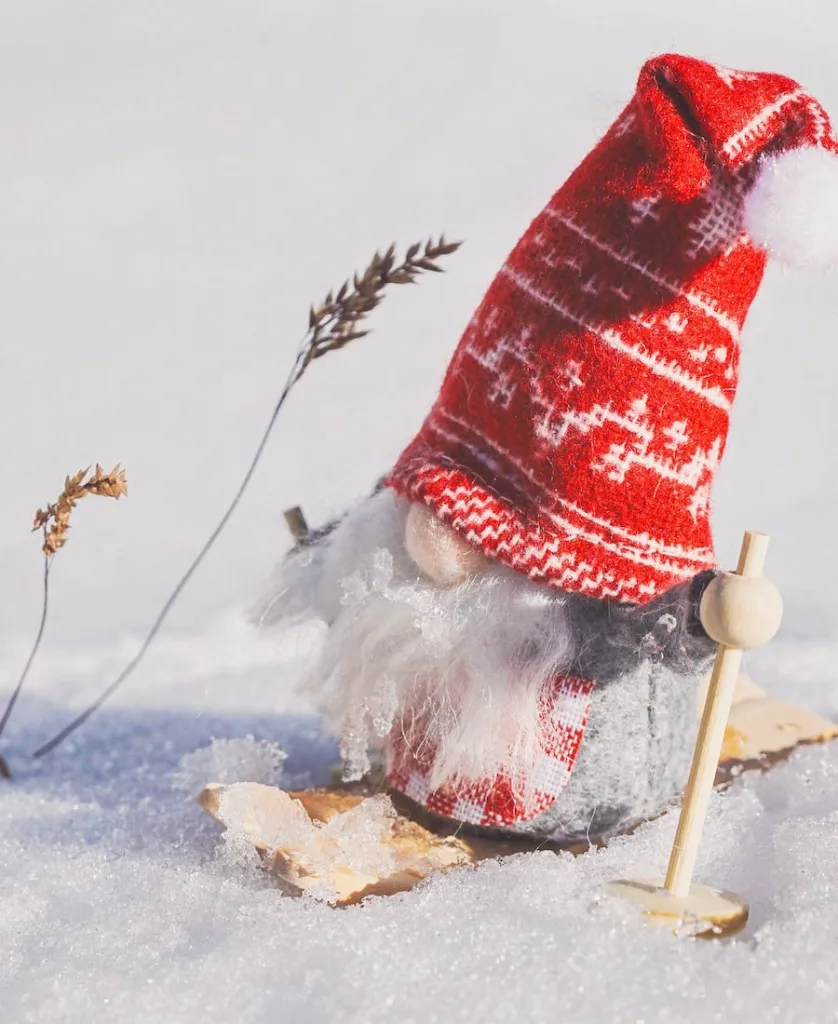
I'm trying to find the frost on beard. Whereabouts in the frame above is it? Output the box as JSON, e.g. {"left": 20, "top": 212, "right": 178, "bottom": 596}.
{"left": 336, "top": 548, "right": 404, "bottom": 782}
{"left": 305, "top": 510, "right": 576, "bottom": 793}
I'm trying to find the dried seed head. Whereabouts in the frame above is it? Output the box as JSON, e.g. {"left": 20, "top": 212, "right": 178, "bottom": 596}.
{"left": 297, "top": 236, "right": 462, "bottom": 381}
{"left": 33, "top": 464, "right": 128, "bottom": 556}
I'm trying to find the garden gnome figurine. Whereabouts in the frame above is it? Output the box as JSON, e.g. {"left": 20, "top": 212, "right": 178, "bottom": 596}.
{"left": 262, "top": 54, "right": 838, "bottom": 840}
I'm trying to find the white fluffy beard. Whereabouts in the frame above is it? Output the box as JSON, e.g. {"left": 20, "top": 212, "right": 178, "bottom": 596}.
{"left": 257, "top": 488, "right": 576, "bottom": 793}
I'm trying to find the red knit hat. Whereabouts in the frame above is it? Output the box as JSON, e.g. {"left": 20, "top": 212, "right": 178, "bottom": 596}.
{"left": 388, "top": 54, "right": 838, "bottom": 605}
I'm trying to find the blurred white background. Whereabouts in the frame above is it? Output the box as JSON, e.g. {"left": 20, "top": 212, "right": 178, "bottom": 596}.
{"left": 2, "top": 0, "right": 836, "bottom": 664}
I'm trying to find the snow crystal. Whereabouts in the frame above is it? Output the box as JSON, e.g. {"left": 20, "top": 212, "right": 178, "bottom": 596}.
{"left": 172, "top": 735, "right": 287, "bottom": 796}
{"left": 209, "top": 784, "right": 398, "bottom": 902}
{"left": 307, "top": 794, "right": 397, "bottom": 892}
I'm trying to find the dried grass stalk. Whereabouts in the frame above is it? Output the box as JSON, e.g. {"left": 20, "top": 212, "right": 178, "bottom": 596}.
{"left": 0, "top": 464, "right": 128, "bottom": 777}
{"left": 298, "top": 236, "right": 461, "bottom": 381}
{"left": 31, "top": 235, "right": 462, "bottom": 760}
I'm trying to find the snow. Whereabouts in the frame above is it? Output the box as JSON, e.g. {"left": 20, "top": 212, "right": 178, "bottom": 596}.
{"left": 205, "top": 782, "right": 402, "bottom": 901}
{"left": 172, "top": 736, "right": 287, "bottom": 795}
{"left": 3, "top": 2, "right": 838, "bottom": 1021}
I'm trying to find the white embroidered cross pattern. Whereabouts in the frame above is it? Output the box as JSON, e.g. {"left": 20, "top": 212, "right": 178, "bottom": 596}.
{"left": 592, "top": 399, "right": 722, "bottom": 514}
{"left": 613, "top": 107, "right": 637, "bottom": 138}
{"left": 532, "top": 385, "right": 722, "bottom": 521}
{"left": 686, "top": 168, "right": 746, "bottom": 261}
{"left": 630, "top": 195, "right": 662, "bottom": 225}
{"left": 466, "top": 322, "right": 535, "bottom": 409}
{"left": 713, "top": 63, "right": 759, "bottom": 89}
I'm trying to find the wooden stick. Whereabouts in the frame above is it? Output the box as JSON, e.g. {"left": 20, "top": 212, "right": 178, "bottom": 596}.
{"left": 283, "top": 506, "right": 310, "bottom": 545}
{"left": 663, "top": 531, "right": 770, "bottom": 898}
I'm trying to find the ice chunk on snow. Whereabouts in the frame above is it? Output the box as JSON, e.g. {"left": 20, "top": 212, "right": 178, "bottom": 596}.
{"left": 204, "top": 783, "right": 398, "bottom": 902}
{"left": 172, "top": 735, "right": 286, "bottom": 796}
{"left": 317, "top": 794, "right": 397, "bottom": 876}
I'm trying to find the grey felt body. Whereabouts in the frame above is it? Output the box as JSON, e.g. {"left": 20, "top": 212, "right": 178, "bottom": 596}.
{"left": 405, "top": 572, "right": 718, "bottom": 841}
{"left": 536, "top": 571, "right": 717, "bottom": 840}
{"left": 526, "top": 656, "right": 709, "bottom": 841}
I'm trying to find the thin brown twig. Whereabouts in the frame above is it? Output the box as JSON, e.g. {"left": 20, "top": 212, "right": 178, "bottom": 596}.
{"left": 31, "top": 236, "right": 462, "bottom": 759}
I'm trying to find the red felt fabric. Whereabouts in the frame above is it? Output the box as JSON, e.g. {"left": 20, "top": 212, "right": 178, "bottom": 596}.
{"left": 387, "top": 54, "right": 836, "bottom": 606}
{"left": 387, "top": 674, "right": 594, "bottom": 828}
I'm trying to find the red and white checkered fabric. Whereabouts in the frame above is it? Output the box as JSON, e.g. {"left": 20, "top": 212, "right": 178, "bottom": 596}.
{"left": 387, "top": 674, "right": 595, "bottom": 827}
{"left": 388, "top": 54, "right": 838, "bottom": 606}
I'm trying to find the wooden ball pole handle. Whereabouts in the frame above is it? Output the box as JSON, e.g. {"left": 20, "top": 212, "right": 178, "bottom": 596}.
{"left": 663, "top": 531, "right": 773, "bottom": 898}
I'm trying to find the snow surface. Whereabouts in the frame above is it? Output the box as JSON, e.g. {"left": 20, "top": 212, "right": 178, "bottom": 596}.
{"left": 3, "top": 3, "right": 838, "bottom": 1021}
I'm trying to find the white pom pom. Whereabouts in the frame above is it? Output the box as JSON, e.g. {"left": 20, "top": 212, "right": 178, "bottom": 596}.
{"left": 743, "top": 145, "right": 838, "bottom": 266}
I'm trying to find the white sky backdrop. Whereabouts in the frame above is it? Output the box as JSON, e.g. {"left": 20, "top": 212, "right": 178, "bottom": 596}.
{"left": 2, "top": 0, "right": 837, "bottom": 667}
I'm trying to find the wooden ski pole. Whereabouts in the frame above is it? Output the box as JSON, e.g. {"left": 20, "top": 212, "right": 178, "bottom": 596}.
{"left": 607, "top": 530, "right": 783, "bottom": 936}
